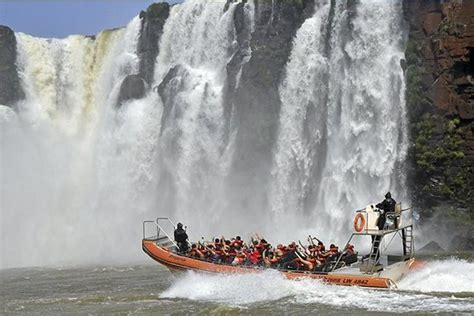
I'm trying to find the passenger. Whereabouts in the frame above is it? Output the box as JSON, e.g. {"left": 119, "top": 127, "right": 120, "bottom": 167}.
{"left": 270, "top": 244, "right": 285, "bottom": 268}
{"left": 267, "top": 246, "right": 285, "bottom": 268}
{"left": 198, "top": 244, "right": 208, "bottom": 257}
{"left": 213, "top": 246, "right": 224, "bottom": 263}
{"left": 189, "top": 244, "right": 204, "bottom": 259}
{"left": 249, "top": 248, "right": 262, "bottom": 265}
{"left": 331, "top": 244, "right": 342, "bottom": 260}
{"left": 174, "top": 223, "right": 189, "bottom": 253}
{"left": 288, "top": 242, "right": 297, "bottom": 250}
{"left": 341, "top": 244, "right": 358, "bottom": 265}
{"left": 295, "top": 251, "right": 318, "bottom": 271}
{"left": 277, "top": 244, "right": 287, "bottom": 254}
{"left": 255, "top": 242, "right": 265, "bottom": 254}
{"left": 227, "top": 248, "right": 237, "bottom": 264}
{"left": 316, "top": 241, "right": 325, "bottom": 252}
{"left": 280, "top": 242, "right": 299, "bottom": 270}
{"left": 257, "top": 238, "right": 270, "bottom": 252}
{"left": 242, "top": 248, "right": 253, "bottom": 265}
{"left": 232, "top": 236, "right": 243, "bottom": 248}
{"left": 232, "top": 251, "right": 246, "bottom": 265}
{"left": 223, "top": 240, "right": 231, "bottom": 252}
{"left": 203, "top": 244, "right": 215, "bottom": 262}
{"left": 344, "top": 244, "right": 355, "bottom": 255}
{"left": 315, "top": 252, "right": 326, "bottom": 270}
{"left": 214, "top": 238, "right": 222, "bottom": 249}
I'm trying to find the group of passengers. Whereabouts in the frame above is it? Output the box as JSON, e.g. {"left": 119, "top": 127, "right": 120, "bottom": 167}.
{"left": 174, "top": 223, "right": 357, "bottom": 272}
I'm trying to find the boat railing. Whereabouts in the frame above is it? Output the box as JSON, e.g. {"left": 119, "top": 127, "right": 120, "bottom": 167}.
{"left": 330, "top": 206, "right": 415, "bottom": 273}
{"left": 143, "top": 217, "right": 180, "bottom": 249}
{"left": 354, "top": 205, "right": 414, "bottom": 235}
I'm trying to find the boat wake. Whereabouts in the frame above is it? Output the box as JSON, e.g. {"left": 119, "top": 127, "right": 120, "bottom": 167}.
{"left": 398, "top": 258, "right": 474, "bottom": 293}
{"left": 161, "top": 259, "right": 474, "bottom": 312}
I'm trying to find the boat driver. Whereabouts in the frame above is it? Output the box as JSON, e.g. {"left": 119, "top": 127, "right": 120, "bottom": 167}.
{"left": 174, "top": 222, "right": 189, "bottom": 253}
{"left": 376, "top": 192, "right": 397, "bottom": 230}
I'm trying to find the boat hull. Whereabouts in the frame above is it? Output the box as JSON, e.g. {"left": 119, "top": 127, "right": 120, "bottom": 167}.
{"left": 142, "top": 240, "right": 404, "bottom": 289}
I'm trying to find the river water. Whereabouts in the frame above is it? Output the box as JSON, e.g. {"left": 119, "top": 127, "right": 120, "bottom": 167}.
{"left": 2, "top": 257, "right": 473, "bottom": 315}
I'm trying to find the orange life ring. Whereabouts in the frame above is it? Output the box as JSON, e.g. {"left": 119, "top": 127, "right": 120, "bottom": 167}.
{"left": 354, "top": 213, "right": 365, "bottom": 232}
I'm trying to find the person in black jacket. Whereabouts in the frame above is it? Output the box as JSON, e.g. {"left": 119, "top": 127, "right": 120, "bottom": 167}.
{"left": 174, "top": 223, "right": 189, "bottom": 253}
{"left": 375, "top": 192, "right": 396, "bottom": 230}
{"left": 372, "top": 192, "right": 397, "bottom": 263}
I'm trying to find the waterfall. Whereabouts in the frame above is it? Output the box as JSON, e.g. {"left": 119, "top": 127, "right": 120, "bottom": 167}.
{"left": 1, "top": 17, "right": 149, "bottom": 268}
{"left": 1, "top": 0, "right": 408, "bottom": 268}
{"left": 152, "top": 0, "right": 253, "bottom": 235}
{"left": 270, "top": 0, "right": 407, "bottom": 242}
{"left": 270, "top": 0, "right": 332, "bottom": 228}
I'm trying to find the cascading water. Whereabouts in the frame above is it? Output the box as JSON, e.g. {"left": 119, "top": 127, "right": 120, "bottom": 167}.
{"left": 152, "top": 0, "right": 241, "bottom": 232}
{"left": 1, "top": 0, "right": 410, "bottom": 268}
{"left": 270, "top": 0, "right": 408, "bottom": 243}
{"left": 0, "top": 17, "right": 154, "bottom": 268}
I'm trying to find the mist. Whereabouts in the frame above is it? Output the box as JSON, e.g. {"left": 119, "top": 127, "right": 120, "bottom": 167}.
{"left": 1, "top": 0, "right": 408, "bottom": 269}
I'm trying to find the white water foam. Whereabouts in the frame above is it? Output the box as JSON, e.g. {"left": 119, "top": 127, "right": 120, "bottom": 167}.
{"left": 398, "top": 258, "right": 474, "bottom": 293}
{"left": 161, "top": 260, "right": 474, "bottom": 312}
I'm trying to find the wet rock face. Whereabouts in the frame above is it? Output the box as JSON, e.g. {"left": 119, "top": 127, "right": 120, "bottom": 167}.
{"left": 404, "top": 1, "right": 473, "bottom": 117}
{"left": 0, "top": 25, "right": 24, "bottom": 108}
{"left": 117, "top": 74, "right": 147, "bottom": 105}
{"left": 137, "top": 2, "right": 170, "bottom": 85}
{"left": 228, "top": 0, "right": 315, "bottom": 213}
{"left": 403, "top": 1, "right": 473, "bottom": 224}
{"left": 156, "top": 65, "right": 186, "bottom": 135}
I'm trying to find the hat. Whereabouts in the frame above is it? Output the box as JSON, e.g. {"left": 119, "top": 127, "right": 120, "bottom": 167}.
{"left": 177, "top": 223, "right": 183, "bottom": 228}
{"left": 385, "top": 192, "right": 391, "bottom": 198}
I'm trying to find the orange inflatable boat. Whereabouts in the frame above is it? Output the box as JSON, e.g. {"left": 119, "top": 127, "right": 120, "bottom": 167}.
{"left": 142, "top": 205, "right": 416, "bottom": 289}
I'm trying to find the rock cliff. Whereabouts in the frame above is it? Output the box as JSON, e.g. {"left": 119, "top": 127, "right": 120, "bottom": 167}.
{"left": 0, "top": 26, "right": 24, "bottom": 108}
{"left": 117, "top": 2, "right": 169, "bottom": 106}
{"left": 403, "top": 0, "right": 473, "bottom": 249}
{"left": 227, "top": 0, "right": 315, "bottom": 213}
{"left": 137, "top": 2, "right": 170, "bottom": 85}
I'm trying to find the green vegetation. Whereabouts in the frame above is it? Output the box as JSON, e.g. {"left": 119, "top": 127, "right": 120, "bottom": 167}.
{"left": 405, "top": 39, "right": 431, "bottom": 121}
{"left": 437, "top": 16, "right": 465, "bottom": 36}
{"left": 415, "top": 114, "right": 468, "bottom": 200}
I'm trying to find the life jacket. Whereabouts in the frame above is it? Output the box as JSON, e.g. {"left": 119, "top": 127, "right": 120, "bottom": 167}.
{"left": 249, "top": 250, "right": 261, "bottom": 264}
{"left": 346, "top": 246, "right": 355, "bottom": 255}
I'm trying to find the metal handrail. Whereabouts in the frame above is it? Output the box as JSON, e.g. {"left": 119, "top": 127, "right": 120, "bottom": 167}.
{"left": 155, "top": 217, "right": 180, "bottom": 249}
{"left": 142, "top": 217, "right": 180, "bottom": 249}
{"left": 354, "top": 206, "right": 414, "bottom": 235}
{"left": 330, "top": 211, "right": 415, "bottom": 274}
{"left": 143, "top": 220, "right": 158, "bottom": 239}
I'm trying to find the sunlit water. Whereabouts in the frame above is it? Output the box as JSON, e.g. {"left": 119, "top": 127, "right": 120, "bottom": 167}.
{"left": 1, "top": 258, "right": 473, "bottom": 314}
